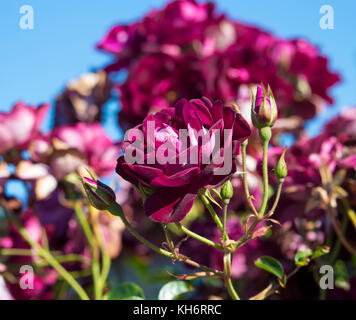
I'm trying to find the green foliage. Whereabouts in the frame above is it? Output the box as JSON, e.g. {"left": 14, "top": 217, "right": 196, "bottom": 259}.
{"left": 158, "top": 281, "right": 194, "bottom": 300}
{"left": 295, "top": 249, "right": 312, "bottom": 266}
{"left": 311, "top": 246, "right": 330, "bottom": 259}
{"left": 106, "top": 282, "right": 145, "bottom": 300}
{"left": 254, "top": 256, "right": 284, "bottom": 279}
{"left": 294, "top": 246, "right": 330, "bottom": 267}
{"left": 334, "top": 260, "right": 350, "bottom": 290}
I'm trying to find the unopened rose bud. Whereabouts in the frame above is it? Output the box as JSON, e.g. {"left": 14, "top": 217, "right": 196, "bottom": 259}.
{"left": 251, "top": 84, "right": 278, "bottom": 129}
{"left": 275, "top": 147, "right": 288, "bottom": 183}
{"left": 82, "top": 176, "right": 116, "bottom": 210}
{"left": 221, "top": 180, "right": 233, "bottom": 204}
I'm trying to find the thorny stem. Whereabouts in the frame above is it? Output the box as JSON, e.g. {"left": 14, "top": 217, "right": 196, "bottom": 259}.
{"left": 162, "top": 223, "right": 177, "bottom": 257}
{"left": 108, "top": 202, "right": 223, "bottom": 277}
{"left": 199, "top": 194, "right": 239, "bottom": 299}
{"left": 236, "top": 185, "right": 283, "bottom": 248}
{"left": 236, "top": 218, "right": 261, "bottom": 248}
{"left": 175, "top": 223, "right": 223, "bottom": 251}
{"left": 199, "top": 193, "right": 224, "bottom": 233}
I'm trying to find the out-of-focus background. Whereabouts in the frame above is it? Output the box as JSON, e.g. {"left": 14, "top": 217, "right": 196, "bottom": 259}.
{"left": 1, "top": 0, "right": 356, "bottom": 301}
{"left": 1, "top": 0, "right": 355, "bottom": 137}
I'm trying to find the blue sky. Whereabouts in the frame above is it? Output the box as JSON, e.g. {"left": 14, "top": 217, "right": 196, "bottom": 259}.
{"left": 0, "top": 0, "right": 355, "bottom": 138}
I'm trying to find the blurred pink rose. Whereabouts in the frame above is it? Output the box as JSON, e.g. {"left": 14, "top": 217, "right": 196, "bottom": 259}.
{"left": 0, "top": 102, "right": 49, "bottom": 158}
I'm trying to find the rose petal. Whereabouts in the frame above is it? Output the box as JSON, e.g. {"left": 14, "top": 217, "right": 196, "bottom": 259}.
{"left": 151, "top": 166, "right": 201, "bottom": 187}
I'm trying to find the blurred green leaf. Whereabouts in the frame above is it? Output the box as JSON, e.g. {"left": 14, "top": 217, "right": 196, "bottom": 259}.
{"left": 335, "top": 260, "right": 350, "bottom": 291}
{"left": 254, "top": 256, "right": 284, "bottom": 279}
{"left": 295, "top": 249, "right": 312, "bottom": 266}
{"left": 106, "top": 282, "right": 145, "bottom": 300}
{"left": 158, "top": 281, "right": 193, "bottom": 300}
{"left": 351, "top": 255, "right": 356, "bottom": 268}
{"left": 311, "top": 246, "right": 330, "bottom": 259}
{"left": 127, "top": 255, "right": 150, "bottom": 280}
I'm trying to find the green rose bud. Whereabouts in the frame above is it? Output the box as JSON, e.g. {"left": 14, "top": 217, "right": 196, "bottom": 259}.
{"left": 82, "top": 176, "right": 116, "bottom": 210}
{"left": 275, "top": 147, "right": 288, "bottom": 183}
{"left": 221, "top": 180, "right": 234, "bottom": 204}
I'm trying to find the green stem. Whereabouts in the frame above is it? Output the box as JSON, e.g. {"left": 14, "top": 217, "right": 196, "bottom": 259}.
{"left": 66, "top": 183, "right": 101, "bottom": 300}
{"left": 93, "top": 219, "right": 111, "bottom": 295}
{"left": 236, "top": 218, "right": 261, "bottom": 248}
{"left": 241, "top": 140, "right": 250, "bottom": 200}
{"left": 0, "top": 248, "right": 33, "bottom": 256}
{"left": 37, "top": 254, "right": 90, "bottom": 267}
{"left": 6, "top": 213, "right": 89, "bottom": 300}
{"left": 77, "top": 211, "right": 101, "bottom": 300}
{"left": 109, "top": 203, "right": 172, "bottom": 258}
{"left": 1, "top": 249, "right": 91, "bottom": 268}
{"left": 69, "top": 269, "right": 93, "bottom": 279}
{"left": 162, "top": 223, "right": 177, "bottom": 256}
{"left": 100, "top": 249, "right": 111, "bottom": 294}
{"left": 223, "top": 253, "right": 240, "bottom": 300}
{"left": 199, "top": 193, "right": 224, "bottom": 233}
{"left": 108, "top": 202, "right": 223, "bottom": 276}
{"left": 269, "top": 182, "right": 283, "bottom": 214}
{"left": 259, "top": 128, "right": 271, "bottom": 216}
{"left": 226, "top": 278, "right": 240, "bottom": 300}
{"left": 222, "top": 204, "right": 228, "bottom": 241}
{"left": 175, "top": 223, "right": 223, "bottom": 251}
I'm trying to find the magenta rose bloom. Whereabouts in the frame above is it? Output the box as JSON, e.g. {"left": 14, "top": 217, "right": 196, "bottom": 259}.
{"left": 50, "top": 122, "right": 120, "bottom": 177}
{"left": 118, "top": 53, "right": 204, "bottom": 129}
{"left": 116, "top": 97, "right": 251, "bottom": 223}
{"left": 97, "top": 0, "right": 221, "bottom": 70}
